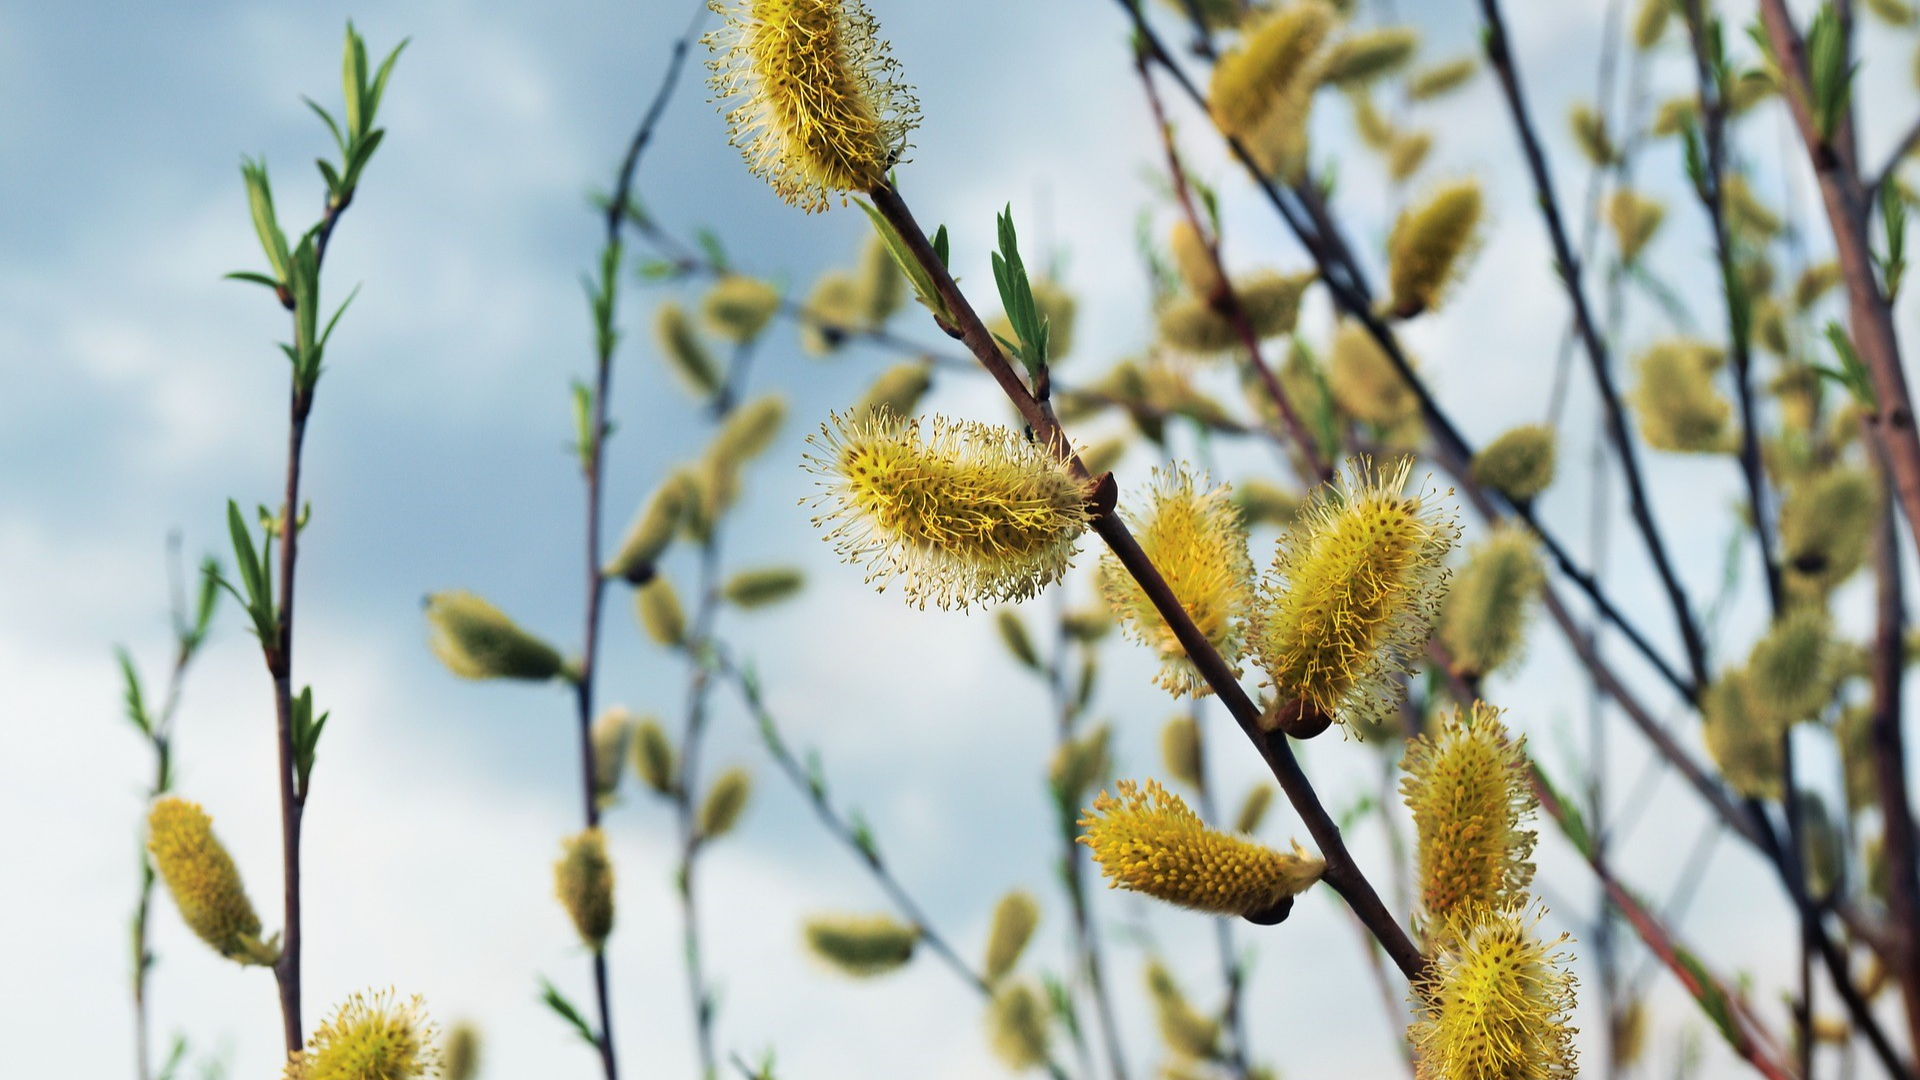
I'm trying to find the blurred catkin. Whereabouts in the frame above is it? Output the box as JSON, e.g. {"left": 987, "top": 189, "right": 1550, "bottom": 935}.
{"left": 633, "top": 716, "right": 677, "bottom": 796}
{"left": 1145, "top": 960, "right": 1221, "bottom": 1060}
{"left": 800, "top": 271, "right": 862, "bottom": 355}
{"left": 1400, "top": 703, "right": 1538, "bottom": 932}
{"left": 1406, "top": 55, "right": 1478, "bottom": 100}
{"left": 986, "top": 981, "right": 1053, "bottom": 1071}
{"left": 1568, "top": 102, "right": 1618, "bottom": 166}
{"left": 698, "top": 766, "right": 753, "bottom": 839}
{"left": 555, "top": 828, "right": 615, "bottom": 948}
{"left": 1633, "top": 0, "right": 1670, "bottom": 48}
{"left": 705, "top": 0, "right": 920, "bottom": 213}
{"left": 147, "top": 797, "right": 276, "bottom": 965}
{"left": 1440, "top": 528, "right": 1546, "bottom": 679}
{"left": 854, "top": 234, "right": 906, "bottom": 326}
{"left": 983, "top": 890, "right": 1041, "bottom": 984}
{"left": 701, "top": 275, "right": 781, "bottom": 343}
{"left": 1748, "top": 607, "right": 1837, "bottom": 725}
{"left": 1703, "top": 669, "right": 1785, "bottom": 800}
{"left": 1210, "top": 2, "right": 1336, "bottom": 143}
{"left": 710, "top": 393, "right": 788, "bottom": 468}
{"left": 803, "top": 913, "right": 919, "bottom": 976}
{"left": 1407, "top": 903, "right": 1578, "bottom": 1080}
{"left": 854, "top": 360, "right": 933, "bottom": 419}
{"left": 1631, "top": 339, "right": 1732, "bottom": 453}
{"left": 1388, "top": 129, "right": 1434, "bottom": 182}
{"left": 636, "top": 577, "right": 688, "bottom": 647}
{"left": 724, "top": 567, "right": 806, "bottom": 609}
{"left": 996, "top": 608, "right": 1042, "bottom": 669}
{"left": 425, "top": 591, "right": 567, "bottom": 682}
{"left": 1794, "top": 260, "right": 1843, "bottom": 310}
{"left": 1471, "top": 424, "right": 1557, "bottom": 503}
{"left": 1234, "top": 784, "right": 1275, "bottom": 834}
{"left": 1320, "top": 26, "right": 1420, "bottom": 88}
{"left": 1169, "top": 220, "right": 1222, "bottom": 298}
{"left": 1328, "top": 321, "right": 1420, "bottom": 428}
{"left": 656, "top": 301, "right": 724, "bottom": 397}
{"left": 285, "top": 990, "right": 441, "bottom": 1080}
{"left": 591, "top": 707, "right": 636, "bottom": 809}
{"left": 1050, "top": 723, "right": 1113, "bottom": 802}
{"left": 443, "top": 1022, "right": 481, "bottom": 1080}
{"left": 1161, "top": 715, "right": 1204, "bottom": 788}
{"left": 1233, "top": 479, "right": 1301, "bottom": 528}
{"left": 1780, "top": 467, "right": 1878, "bottom": 598}
{"left": 804, "top": 411, "right": 1092, "bottom": 610}
{"left": 1607, "top": 189, "right": 1665, "bottom": 265}
{"left": 1079, "top": 779, "right": 1324, "bottom": 918}
{"left": 606, "top": 474, "right": 690, "bottom": 582}
{"left": 1100, "top": 466, "right": 1255, "bottom": 697}
{"left": 1250, "top": 457, "right": 1458, "bottom": 735}
{"left": 1387, "top": 179, "right": 1483, "bottom": 317}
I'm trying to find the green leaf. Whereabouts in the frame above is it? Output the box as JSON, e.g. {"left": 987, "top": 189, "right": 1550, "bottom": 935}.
{"left": 849, "top": 808, "right": 879, "bottom": 864}
{"left": 1806, "top": 4, "right": 1857, "bottom": 143}
{"left": 303, "top": 97, "right": 349, "bottom": 159}
{"left": 239, "top": 159, "right": 290, "bottom": 285}
{"left": 224, "top": 271, "right": 282, "bottom": 292}
{"left": 340, "top": 127, "right": 386, "bottom": 193}
{"left": 853, "top": 197, "right": 954, "bottom": 325}
{"left": 365, "top": 37, "right": 410, "bottom": 130}
{"left": 1817, "top": 321, "right": 1878, "bottom": 409}
{"left": 192, "top": 555, "right": 222, "bottom": 645}
{"left": 1532, "top": 761, "right": 1594, "bottom": 859}
{"left": 931, "top": 224, "right": 950, "bottom": 269}
{"left": 116, "top": 648, "right": 151, "bottom": 735}
{"left": 291, "top": 686, "right": 329, "bottom": 793}
{"left": 696, "top": 228, "right": 731, "bottom": 273}
{"left": 1881, "top": 179, "right": 1908, "bottom": 298}
{"left": 636, "top": 259, "right": 683, "bottom": 282}
{"left": 991, "top": 206, "right": 1050, "bottom": 378}
{"left": 1674, "top": 946, "right": 1740, "bottom": 1050}
{"left": 343, "top": 21, "right": 369, "bottom": 139}
{"left": 537, "top": 978, "right": 601, "bottom": 1048}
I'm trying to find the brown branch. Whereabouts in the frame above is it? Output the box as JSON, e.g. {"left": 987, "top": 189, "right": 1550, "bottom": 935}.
{"left": 1868, "top": 425, "right": 1920, "bottom": 1056}
{"left": 865, "top": 181, "right": 1430, "bottom": 985}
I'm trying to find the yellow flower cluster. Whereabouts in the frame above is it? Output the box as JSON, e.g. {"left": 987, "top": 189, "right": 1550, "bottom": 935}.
{"left": 1408, "top": 903, "right": 1578, "bottom": 1080}
{"left": 1400, "top": 703, "right": 1538, "bottom": 931}
{"left": 147, "top": 797, "right": 277, "bottom": 966}
{"left": 285, "top": 990, "right": 441, "bottom": 1080}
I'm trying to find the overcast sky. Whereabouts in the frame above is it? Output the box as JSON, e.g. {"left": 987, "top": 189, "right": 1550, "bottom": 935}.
{"left": 5, "top": 0, "right": 1920, "bottom": 1077}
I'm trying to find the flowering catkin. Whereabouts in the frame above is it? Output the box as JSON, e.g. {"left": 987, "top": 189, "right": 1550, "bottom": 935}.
{"left": 1471, "top": 425, "right": 1557, "bottom": 503}
{"left": 1078, "top": 779, "right": 1325, "bottom": 919}
{"left": 1209, "top": 2, "right": 1336, "bottom": 143}
{"left": 1250, "top": 457, "right": 1458, "bottom": 736}
{"left": 1387, "top": 179, "right": 1483, "bottom": 317}
{"left": 804, "top": 411, "right": 1092, "bottom": 610}
{"left": 1440, "top": 528, "right": 1546, "bottom": 679}
{"left": 701, "top": 275, "right": 781, "bottom": 343}
{"left": 1400, "top": 703, "right": 1538, "bottom": 932}
{"left": 1703, "top": 669, "right": 1785, "bottom": 800}
{"left": 983, "top": 890, "right": 1041, "bottom": 984}
{"left": 605, "top": 474, "right": 690, "bottom": 582}
{"left": 591, "top": 707, "right": 636, "bottom": 809}
{"left": 803, "top": 912, "right": 919, "bottom": 976}
{"left": 1100, "top": 466, "right": 1255, "bottom": 697}
{"left": 285, "top": 990, "right": 441, "bottom": 1080}
{"left": 655, "top": 301, "right": 724, "bottom": 396}
{"left": 854, "top": 360, "right": 933, "bottom": 418}
{"left": 1145, "top": 960, "right": 1221, "bottom": 1060}
{"left": 987, "top": 981, "right": 1053, "bottom": 1070}
{"left": 555, "top": 828, "right": 615, "bottom": 948}
{"left": 425, "top": 591, "right": 567, "bottom": 682}
{"left": 1606, "top": 189, "right": 1665, "bottom": 265}
{"left": 1631, "top": 339, "right": 1731, "bottom": 453}
{"left": 697, "top": 766, "right": 753, "bottom": 839}
{"left": 705, "top": 0, "right": 920, "bottom": 213}
{"left": 147, "top": 797, "right": 276, "bottom": 965}
{"left": 1407, "top": 56, "right": 1479, "bottom": 100}
{"left": 1407, "top": 903, "right": 1579, "bottom": 1080}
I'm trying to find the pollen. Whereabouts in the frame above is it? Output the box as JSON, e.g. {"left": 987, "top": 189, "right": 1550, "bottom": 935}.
{"left": 284, "top": 989, "right": 442, "bottom": 1080}
{"left": 1100, "top": 466, "right": 1255, "bottom": 697}
{"left": 705, "top": 0, "right": 920, "bottom": 213}
{"left": 1077, "top": 779, "right": 1325, "bottom": 918}
{"left": 1249, "top": 456, "right": 1459, "bottom": 736}
{"left": 1407, "top": 902, "right": 1579, "bottom": 1080}
{"left": 804, "top": 410, "right": 1092, "bottom": 611}
{"left": 1400, "top": 703, "right": 1538, "bottom": 933}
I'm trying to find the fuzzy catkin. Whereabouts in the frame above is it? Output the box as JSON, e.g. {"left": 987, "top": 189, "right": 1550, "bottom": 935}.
{"left": 591, "top": 707, "right": 636, "bottom": 808}
{"left": 1407, "top": 903, "right": 1578, "bottom": 1080}
{"left": 605, "top": 475, "right": 690, "bottom": 582}
{"left": 854, "top": 360, "right": 933, "bottom": 419}
{"left": 655, "top": 301, "right": 724, "bottom": 396}
{"left": 1471, "top": 425, "right": 1557, "bottom": 503}
{"left": 1400, "top": 703, "right": 1538, "bottom": 933}
{"left": 286, "top": 990, "right": 441, "bottom": 1080}
{"left": 986, "top": 981, "right": 1052, "bottom": 1071}
{"left": 633, "top": 717, "right": 676, "bottom": 796}
{"left": 635, "top": 577, "right": 688, "bottom": 646}
{"left": 701, "top": 275, "right": 781, "bottom": 343}
{"left": 1406, "top": 56, "right": 1478, "bottom": 100}
{"left": 1161, "top": 715, "right": 1204, "bottom": 788}
{"left": 147, "top": 797, "right": 275, "bottom": 966}
{"left": 803, "top": 913, "right": 919, "bottom": 976}
{"left": 425, "top": 591, "right": 566, "bottom": 682}
{"left": 1387, "top": 179, "right": 1483, "bottom": 317}
{"left": 1079, "top": 779, "right": 1324, "bottom": 917}
{"left": 1440, "top": 528, "right": 1546, "bottom": 678}
{"left": 1145, "top": 960, "right": 1220, "bottom": 1060}
{"left": 724, "top": 567, "right": 806, "bottom": 608}
{"left": 983, "top": 891, "right": 1041, "bottom": 984}
{"left": 1631, "top": 339, "right": 1731, "bottom": 453}
{"left": 555, "top": 829, "right": 615, "bottom": 948}
{"left": 698, "top": 767, "right": 753, "bottom": 839}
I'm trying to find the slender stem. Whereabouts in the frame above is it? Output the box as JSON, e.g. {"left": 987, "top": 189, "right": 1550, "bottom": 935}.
{"left": 267, "top": 392, "right": 310, "bottom": 1056}
{"left": 1868, "top": 428, "right": 1920, "bottom": 1057}
{"left": 866, "top": 181, "right": 1428, "bottom": 985}
{"left": 1478, "top": 0, "right": 1710, "bottom": 690}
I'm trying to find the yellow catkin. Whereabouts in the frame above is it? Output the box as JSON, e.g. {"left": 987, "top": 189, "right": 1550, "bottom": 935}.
{"left": 1632, "top": 0, "right": 1670, "bottom": 49}
{"left": 1868, "top": 0, "right": 1920, "bottom": 24}
{"left": 1351, "top": 89, "right": 1396, "bottom": 150}
{"left": 1321, "top": 26, "right": 1420, "bottom": 87}
{"left": 1400, "top": 703, "right": 1538, "bottom": 933}
{"left": 147, "top": 797, "right": 275, "bottom": 966}
{"left": 443, "top": 1022, "right": 481, "bottom": 1080}
{"left": 1078, "top": 779, "right": 1325, "bottom": 917}
{"left": 1050, "top": 723, "right": 1113, "bottom": 802}
{"left": 591, "top": 707, "right": 636, "bottom": 808}
{"left": 1329, "top": 321, "right": 1420, "bottom": 427}
{"left": 285, "top": 990, "right": 441, "bottom": 1080}
{"left": 1170, "top": 220, "right": 1221, "bottom": 299}
{"left": 854, "top": 234, "right": 905, "bottom": 325}
{"left": 988, "top": 279, "right": 1078, "bottom": 363}
{"left": 1652, "top": 96, "right": 1697, "bottom": 138}
{"left": 635, "top": 577, "right": 688, "bottom": 647}
{"left": 1234, "top": 784, "right": 1275, "bottom": 834}
{"left": 710, "top": 393, "right": 788, "bottom": 468}
{"left": 1234, "top": 479, "right": 1302, "bottom": 529}
{"left": 1440, "top": 528, "right": 1546, "bottom": 679}
{"left": 1607, "top": 189, "right": 1665, "bottom": 265}
{"left": 1389, "top": 129, "right": 1434, "bottom": 183}
{"left": 1631, "top": 339, "right": 1731, "bottom": 452}
{"left": 1703, "top": 669, "right": 1785, "bottom": 800}
{"left": 803, "top": 912, "right": 919, "bottom": 976}
{"left": 633, "top": 716, "right": 676, "bottom": 796}
{"left": 987, "top": 981, "right": 1053, "bottom": 1071}
{"left": 804, "top": 411, "right": 1092, "bottom": 610}
{"left": 724, "top": 566, "right": 805, "bottom": 608}
{"left": 698, "top": 766, "right": 753, "bottom": 839}
{"left": 606, "top": 474, "right": 690, "bottom": 582}
{"left": 1407, "top": 56, "right": 1478, "bottom": 100}
{"left": 1250, "top": 457, "right": 1459, "bottom": 734}
{"left": 1795, "top": 260, "right": 1843, "bottom": 311}
{"left": 1079, "top": 436, "right": 1128, "bottom": 479}
{"left": 1209, "top": 2, "right": 1337, "bottom": 144}
{"left": 1161, "top": 715, "right": 1204, "bottom": 788}
{"left": 1840, "top": 704, "right": 1879, "bottom": 812}
{"left": 555, "top": 829, "right": 615, "bottom": 948}
{"left": 1407, "top": 903, "right": 1579, "bottom": 1080}
{"left": 1615, "top": 998, "right": 1647, "bottom": 1067}
{"left": 1471, "top": 425, "right": 1557, "bottom": 504}
{"left": 655, "top": 301, "right": 724, "bottom": 396}
{"left": 1724, "top": 174, "right": 1782, "bottom": 239}
{"left": 1101, "top": 467, "right": 1255, "bottom": 697}
{"left": 1145, "top": 960, "right": 1221, "bottom": 1060}
{"left": 705, "top": 0, "right": 920, "bottom": 213}
{"left": 701, "top": 275, "right": 781, "bottom": 343}
{"left": 425, "top": 591, "right": 566, "bottom": 682}
{"left": 1568, "top": 102, "right": 1617, "bottom": 167}
{"left": 1781, "top": 468, "right": 1879, "bottom": 598}
{"left": 1748, "top": 607, "right": 1836, "bottom": 724}
{"left": 800, "top": 270, "right": 862, "bottom": 355}
{"left": 1727, "top": 69, "right": 1777, "bottom": 116}
{"left": 983, "top": 890, "right": 1041, "bottom": 984}
{"left": 854, "top": 360, "right": 934, "bottom": 419}
{"left": 1388, "top": 179, "right": 1483, "bottom": 317}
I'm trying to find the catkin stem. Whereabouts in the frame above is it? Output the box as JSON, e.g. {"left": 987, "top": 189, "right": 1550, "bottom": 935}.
{"left": 866, "top": 181, "right": 1430, "bottom": 985}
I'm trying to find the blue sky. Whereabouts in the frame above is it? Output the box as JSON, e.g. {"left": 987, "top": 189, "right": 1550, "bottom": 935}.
{"left": 5, "top": 0, "right": 1920, "bottom": 1077}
